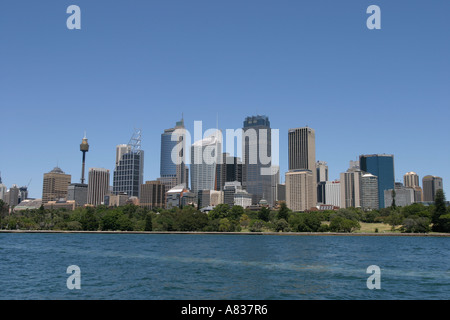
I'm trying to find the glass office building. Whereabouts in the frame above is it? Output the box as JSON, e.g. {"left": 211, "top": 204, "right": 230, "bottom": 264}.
{"left": 359, "top": 154, "right": 394, "bottom": 209}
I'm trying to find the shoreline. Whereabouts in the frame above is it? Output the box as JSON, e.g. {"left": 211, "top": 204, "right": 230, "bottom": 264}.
{"left": 0, "top": 230, "right": 449, "bottom": 237}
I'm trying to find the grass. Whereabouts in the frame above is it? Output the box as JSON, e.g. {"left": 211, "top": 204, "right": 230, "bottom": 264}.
{"left": 356, "top": 222, "right": 397, "bottom": 233}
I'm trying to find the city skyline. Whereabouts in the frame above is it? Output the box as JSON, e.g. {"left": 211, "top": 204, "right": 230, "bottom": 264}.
{"left": 1, "top": 1, "right": 449, "bottom": 199}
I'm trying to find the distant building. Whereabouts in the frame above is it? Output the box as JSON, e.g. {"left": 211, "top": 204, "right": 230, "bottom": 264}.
{"left": 87, "top": 168, "right": 110, "bottom": 206}
{"left": 288, "top": 127, "right": 317, "bottom": 206}
{"left": 160, "top": 118, "right": 186, "bottom": 190}
{"left": 113, "top": 129, "right": 144, "bottom": 198}
{"left": 140, "top": 180, "right": 166, "bottom": 209}
{"left": 44, "top": 200, "right": 76, "bottom": 211}
{"left": 340, "top": 167, "right": 362, "bottom": 209}
{"left": 223, "top": 181, "right": 244, "bottom": 206}
{"left": 165, "top": 184, "right": 191, "bottom": 209}
{"left": 198, "top": 189, "right": 212, "bottom": 209}
{"left": 210, "top": 190, "right": 224, "bottom": 206}
{"left": 285, "top": 170, "right": 314, "bottom": 212}
{"left": 190, "top": 130, "right": 222, "bottom": 194}
{"left": 109, "top": 192, "right": 129, "bottom": 207}
{"left": 67, "top": 183, "right": 88, "bottom": 207}
{"left": 384, "top": 186, "right": 414, "bottom": 208}
{"left": 42, "top": 167, "right": 71, "bottom": 204}
{"left": 324, "top": 180, "right": 341, "bottom": 208}
{"left": 5, "top": 185, "right": 20, "bottom": 207}
{"left": 404, "top": 172, "right": 423, "bottom": 202}
{"left": 277, "top": 183, "right": 286, "bottom": 202}
{"left": 422, "top": 175, "right": 443, "bottom": 202}
{"left": 234, "top": 189, "right": 252, "bottom": 208}
{"left": 14, "top": 199, "right": 42, "bottom": 211}
{"left": 242, "top": 115, "right": 275, "bottom": 206}
{"left": 359, "top": 154, "right": 395, "bottom": 209}
{"left": 215, "top": 153, "right": 243, "bottom": 191}
{"left": 360, "top": 173, "right": 379, "bottom": 210}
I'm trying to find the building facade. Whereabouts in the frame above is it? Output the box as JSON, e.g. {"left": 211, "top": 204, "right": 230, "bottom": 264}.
{"left": 288, "top": 127, "right": 317, "bottom": 206}
{"left": 360, "top": 173, "right": 379, "bottom": 210}
{"left": 140, "top": 180, "right": 166, "bottom": 209}
{"left": 87, "top": 168, "right": 110, "bottom": 206}
{"left": 42, "top": 167, "right": 71, "bottom": 204}
{"left": 422, "top": 175, "right": 443, "bottom": 202}
{"left": 285, "top": 169, "right": 314, "bottom": 212}
{"left": 340, "top": 168, "right": 362, "bottom": 209}
{"left": 67, "top": 183, "right": 88, "bottom": 207}
{"left": 359, "top": 154, "right": 394, "bottom": 209}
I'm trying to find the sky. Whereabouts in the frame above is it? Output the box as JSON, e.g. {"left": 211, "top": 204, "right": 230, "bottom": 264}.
{"left": 1, "top": 0, "right": 449, "bottom": 199}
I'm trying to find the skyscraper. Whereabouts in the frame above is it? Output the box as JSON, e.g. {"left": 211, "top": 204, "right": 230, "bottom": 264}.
{"left": 340, "top": 167, "right": 362, "bottom": 209}
{"left": 404, "top": 171, "right": 423, "bottom": 203}
{"left": 87, "top": 168, "right": 110, "bottom": 206}
{"left": 159, "top": 118, "right": 186, "bottom": 189}
{"left": 242, "top": 115, "right": 274, "bottom": 206}
{"left": 190, "top": 130, "right": 221, "bottom": 193}
{"left": 285, "top": 170, "right": 314, "bottom": 212}
{"left": 359, "top": 154, "right": 394, "bottom": 209}
{"left": 422, "top": 175, "right": 443, "bottom": 202}
{"left": 360, "top": 173, "right": 379, "bottom": 210}
{"left": 288, "top": 127, "right": 317, "bottom": 206}
{"left": 140, "top": 180, "right": 167, "bottom": 209}
{"left": 42, "top": 167, "right": 71, "bottom": 204}
{"left": 215, "top": 153, "right": 243, "bottom": 191}
{"left": 113, "top": 129, "right": 144, "bottom": 198}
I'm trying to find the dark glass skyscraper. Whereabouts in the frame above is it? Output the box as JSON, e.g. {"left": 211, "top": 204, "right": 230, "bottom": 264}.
{"left": 113, "top": 129, "right": 144, "bottom": 198}
{"left": 242, "top": 115, "right": 273, "bottom": 206}
{"left": 159, "top": 118, "right": 186, "bottom": 189}
{"left": 359, "top": 154, "right": 394, "bottom": 209}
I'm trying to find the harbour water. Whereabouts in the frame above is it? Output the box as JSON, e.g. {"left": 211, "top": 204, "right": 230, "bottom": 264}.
{"left": 0, "top": 233, "right": 448, "bottom": 300}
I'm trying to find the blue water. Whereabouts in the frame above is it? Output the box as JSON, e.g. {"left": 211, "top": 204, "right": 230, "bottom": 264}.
{"left": 0, "top": 233, "right": 448, "bottom": 300}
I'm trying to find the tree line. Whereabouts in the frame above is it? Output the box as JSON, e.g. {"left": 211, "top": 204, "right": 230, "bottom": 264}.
{"left": 0, "top": 189, "right": 449, "bottom": 233}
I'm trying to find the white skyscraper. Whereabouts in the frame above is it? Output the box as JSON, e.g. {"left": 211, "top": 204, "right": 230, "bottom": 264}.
{"left": 190, "top": 130, "right": 222, "bottom": 193}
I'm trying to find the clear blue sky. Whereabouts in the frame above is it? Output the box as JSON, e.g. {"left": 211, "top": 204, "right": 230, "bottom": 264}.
{"left": 1, "top": 0, "right": 449, "bottom": 199}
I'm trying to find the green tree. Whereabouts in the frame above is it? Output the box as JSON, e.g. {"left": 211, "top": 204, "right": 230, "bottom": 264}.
{"left": 329, "top": 216, "right": 360, "bottom": 233}
{"left": 80, "top": 207, "right": 99, "bottom": 231}
{"left": 209, "top": 204, "right": 230, "bottom": 220}
{"left": 432, "top": 189, "right": 447, "bottom": 232}
{"left": 437, "top": 214, "right": 450, "bottom": 233}
{"left": 144, "top": 213, "right": 153, "bottom": 231}
{"left": 277, "top": 202, "right": 290, "bottom": 221}
{"left": 258, "top": 206, "right": 270, "bottom": 222}
{"left": 385, "top": 212, "right": 404, "bottom": 231}
{"left": 401, "top": 216, "right": 431, "bottom": 233}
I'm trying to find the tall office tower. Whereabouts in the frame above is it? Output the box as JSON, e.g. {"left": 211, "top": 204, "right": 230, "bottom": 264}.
{"left": 160, "top": 118, "right": 186, "bottom": 189}
{"left": 360, "top": 173, "right": 379, "bottom": 210}
{"left": 0, "top": 172, "right": 6, "bottom": 201}
{"left": 288, "top": 127, "right": 317, "bottom": 206}
{"left": 359, "top": 154, "right": 394, "bottom": 209}
{"left": 325, "top": 180, "right": 341, "bottom": 207}
{"left": 340, "top": 168, "right": 362, "bottom": 209}
{"left": 42, "top": 167, "right": 71, "bottom": 204}
{"left": 316, "top": 161, "right": 328, "bottom": 204}
{"left": 215, "top": 153, "right": 243, "bottom": 191}
{"left": 404, "top": 172, "right": 419, "bottom": 187}
{"left": 404, "top": 171, "right": 423, "bottom": 203}
{"left": 140, "top": 180, "right": 166, "bottom": 209}
{"left": 285, "top": 170, "right": 314, "bottom": 212}
{"left": 113, "top": 129, "right": 144, "bottom": 198}
{"left": 190, "top": 130, "right": 222, "bottom": 193}
{"left": 422, "top": 175, "right": 443, "bottom": 202}
{"left": 277, "top": 183, "right": 286, "bottom": 202}
{"left": 67, "top": 183, "right": 88, "bottom": 207}
{"left": 80, "top": 133, "right": 89, "bottom": 184}
{"left": 87, "top": 168, "right": 110, "bottom": 206}
{"left": 5, "top": 185, "right": 20, "bottom": 207}
{"left": 316, "top": 161, "right": 328, "bottom": 183}
{"left": 242, "top": 115, "right": 274, "bottom": 206}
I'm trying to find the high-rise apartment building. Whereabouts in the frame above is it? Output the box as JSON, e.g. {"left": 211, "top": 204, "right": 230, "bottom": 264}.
{"left": 242, "top": 115, "right": 274, "bottom": 206}
{"left": 87, "top": 168, "right": 110, "bottom": 206}
{"left": 42, "top": 167, "right": 71, "bottom": 204}
{"left": 422, "top": 175, "right": 443, "bottom": 202}
{"left": 285, "top": 170, "right": 314, "bottom": 212}
{"left": 359, "top": 154, "right": 394, "bottom": 209}
{"left": 288, "top": 127, "right": 317, "bottom": 206}
{"left": 160, "top": 118, "right": 186, "bottom": 189}
{"left": 113, "top": 129, "right": 144, "bottom": 198}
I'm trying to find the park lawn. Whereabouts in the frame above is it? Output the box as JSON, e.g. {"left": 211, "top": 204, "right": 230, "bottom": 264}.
{"left": 356, "top": 222, "right": 397, "bottom": 233}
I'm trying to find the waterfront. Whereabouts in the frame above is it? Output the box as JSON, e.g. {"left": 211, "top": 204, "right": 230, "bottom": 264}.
{"left": 0, "top": 233, "right": 448, "bottom": 300}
